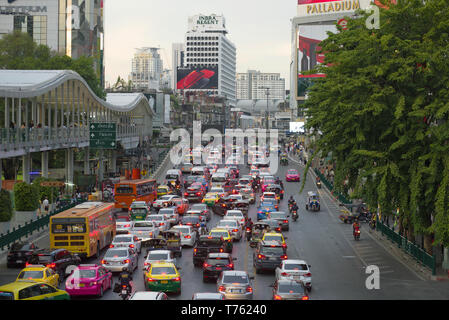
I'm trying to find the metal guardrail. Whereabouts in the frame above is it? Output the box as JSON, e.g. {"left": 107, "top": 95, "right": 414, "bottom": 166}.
{"left": 314, "top": 168, "right": 352, "bottom": 204}
{"left": 0, "top": 199, "right": 84, "bottom": 251}
{"left": 376, "top": 219, "right": 436, "bottom": 275}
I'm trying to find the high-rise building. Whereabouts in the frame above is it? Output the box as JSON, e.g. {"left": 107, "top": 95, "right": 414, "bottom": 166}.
{"left": 0, "top": 0, "right": 105, "bottom": 86}
{"left": 130, "top": 47, "right": 163, "bottom": 91}
{"left": 160, "top": 69, "right": 172, "bottom": 91}
{"left": 180, "top": 14, "right": 236, "bottom": 106}
{"left": 172, "top": 43, "right": 185, "bottom": 92}
{"left": 236, "top": 70, "right": 285, "bottom": 100}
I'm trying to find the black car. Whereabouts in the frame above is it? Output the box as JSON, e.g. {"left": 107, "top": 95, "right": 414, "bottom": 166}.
{"left": 193, "top": 235, "right": 226, "bottom": 267}
{"left": 184, "top": 176, "right": 198, "bottom": 189}
{"left": 184, "top": 184, "right": 205, "bottom": 203}
{"left": 202, "top": 253, "right": 236, "bottom": 282}
{"left": 268, "top": 211, "right": 290, "bottom": 231}
{"left": 180, "top": 215, "right": 202, "bottom": 230}
{"left": 212, "top": 198, "right": 229, "bottom": 216}
{"left": 28, "top": 249, "right": 81, "bottom": 277}
{"left": 7, "top": 242, "right": 39, "bottom": 268}
{"left": 253, "top": 241, "right": 287, "bottom": 274}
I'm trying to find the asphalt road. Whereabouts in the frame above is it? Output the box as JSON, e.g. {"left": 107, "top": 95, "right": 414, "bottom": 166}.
{"left": 2, "top": 154, "right": 449, "bottom": 300}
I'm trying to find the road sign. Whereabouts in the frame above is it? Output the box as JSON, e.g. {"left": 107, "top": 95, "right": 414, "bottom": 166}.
{"left": 90, "top": 122, "right": 117, "bottom": 149}
{"left": 337, "top": 18, "right": 348, "bottom": 30}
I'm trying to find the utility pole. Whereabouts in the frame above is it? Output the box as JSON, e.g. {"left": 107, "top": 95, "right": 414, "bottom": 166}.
{"left": 259, "top": 87, "right": 270, "bottom": 130}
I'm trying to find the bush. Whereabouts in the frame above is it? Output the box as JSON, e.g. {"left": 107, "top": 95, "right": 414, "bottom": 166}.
{"left": 32, "top": 177, "right": 58, "bottom": 202}
{"left": 14, "top": 182, "right": 39, "bottom": 211}
{"left": 0, "top": 189, "right": 13, "bottom": 222}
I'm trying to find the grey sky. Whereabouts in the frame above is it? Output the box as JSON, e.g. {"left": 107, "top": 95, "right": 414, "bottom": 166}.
{"left": 104, "top": 0, "right": 297, "bottom": 86}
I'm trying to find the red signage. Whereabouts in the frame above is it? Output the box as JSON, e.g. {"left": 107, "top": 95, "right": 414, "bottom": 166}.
{"left": 298, "top": 35, "right": 325, "bottom": 64}
{"left": 337, "top": 18, "right": 348, "bottom": 30}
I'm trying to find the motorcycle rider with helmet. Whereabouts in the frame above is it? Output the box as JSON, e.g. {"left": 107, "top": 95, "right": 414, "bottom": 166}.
{"left": 118, "top": 267, "right": 133, "bottom": 297}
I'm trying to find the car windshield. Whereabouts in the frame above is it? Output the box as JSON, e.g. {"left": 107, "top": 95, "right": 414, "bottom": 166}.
{"left": 133, "top": 222, "right": 153, "bottom": 228}
{"left": 285, "top": 264, "right": 309, "bottom": 271}
{"left": 270, "top": 213, "right": 285, "bottom": 219}
{"left": 151, "top": 267, "right": 176, "bottom": 275}
{"left": 131, "top": 208, "right": 147, "bottom": 214}
{"left": 218, "top": 221, "right": 238, "bottom": 227}
{"left": 18, "top": 270, "right": 43, "bottom": 279}
{"left": 35, "top": 255, "right": 53, "bottom": 263}
{"left": 207, "top": 257, "right": 230, "bottom": 265}
{"left": 148, "top": 216, "right": 164, "bottom": 221}
{"left": 157, "top": 188, "right": 168, "bottom": 193}
{"left": 261, "top": 246, "right": 284, "bottom": 255}
{"left": 278, "top": 283, "right": 304, "bottom": 294}
{"left": 226, "top": 212, "right": 242, "bottom": 217}
{"left": 211, "top": 231, "right": 228, "bottom": 238}
{"left": 160, "top": 196, "right": 172, "bottom": 201}
{"left": 166, "top": 174, "right": 179, "bottom": 180}
{"left": 288, "top": 170, "right": 297, "bottom": 174}
{"left": 192, "top": 204, "right": 206, "bottom": 210}
{"left": 264, "top": 235, "right": 282, "bottom": 242}
{"left": 222, "top": 275, "right": 248, "bottom": 284}
{"left": 174, "top": 227, "right": 190, "bottom": 234}
{"left": 113, "top": 237, "right": 132, "bottom": 243}
{"left": 11, "top": 243, "right": 28, "bottom": 251}
{"left": 77, "top": 269, "right": 97, "bottom": 278}
{"left": 147, "top": 253, "right": 169, "bottom": 261}
{"left": 105, "top": 249, "right": 128, "bottom": 258}
{"left": 211, "top": 189, "right": 223, "bottom": 193}
{"left": 159, "top": 209, "right": 174, "bottom": 215}
{"left": 182, "top": 217, "right": 199, "bottom": 223}
{"left": 0, "top": 292, "right": 14, "bottom": 300}
{"left": 212, "top": 176, "right": 226, "bottom": 182}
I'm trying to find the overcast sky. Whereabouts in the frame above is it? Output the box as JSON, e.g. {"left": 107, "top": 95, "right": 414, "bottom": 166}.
{"left": 104, "top": 0, "right": 297, "bottom": 86}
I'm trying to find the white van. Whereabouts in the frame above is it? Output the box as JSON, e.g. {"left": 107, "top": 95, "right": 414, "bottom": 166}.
{"left": 211, "top": 172, "right": 228, "bottom": 188}
{"left": 165, "top": 169, "right": 183, "bottom": 185}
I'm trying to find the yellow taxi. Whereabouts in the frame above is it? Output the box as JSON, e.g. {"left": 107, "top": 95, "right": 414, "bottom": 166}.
{"left": 0, "top": 281, "right": 69, "bottom": 300}
{"left": 262, "top": 232, "right": 287, "bottom": 248}
{"left": 203, "top": 192, "right": 219, "bottom": 207}
{"left": 143, "top": 262, "right": 181, "bottom": 294}
{"left": 157, "top": 185, "right": 171, "bottom": 197}
{"left": 16, "top": 265, "right": 59, "bottom": 287}
{"left": 209, "top": 228, "right": 233, "bottom": 253}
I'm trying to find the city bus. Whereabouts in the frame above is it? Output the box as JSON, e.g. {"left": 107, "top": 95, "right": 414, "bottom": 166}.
{"left": 49, "top": 202, "right": 116, "bottom": 259}
{"left": 114, "top": 179, "right": 157, "bottom": 210}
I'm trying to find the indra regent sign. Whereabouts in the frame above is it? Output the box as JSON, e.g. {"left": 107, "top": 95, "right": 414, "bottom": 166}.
{"left": 197, "top": 16, "right": 219, "bottom": 25}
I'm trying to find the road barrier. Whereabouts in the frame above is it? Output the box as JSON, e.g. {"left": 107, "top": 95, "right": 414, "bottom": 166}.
{"left": 0, "top": 199, "right": 84, "bottom": 251}
{"left": 313, "top": 169, "right": 352, "bottom": 204}
{"left": 376, "top": 219, "right": 436, "bottom": 275}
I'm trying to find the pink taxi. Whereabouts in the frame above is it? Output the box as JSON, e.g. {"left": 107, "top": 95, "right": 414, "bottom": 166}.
{"left": 65, "top": 264, "right": 112, "bottom": 297}
{"left": 286, "top": 169, "right": 300, "bottom": 182}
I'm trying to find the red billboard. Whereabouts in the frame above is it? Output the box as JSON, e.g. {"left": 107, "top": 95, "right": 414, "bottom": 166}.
{"left": 177, "top": 67, "right": 218, "bottom": 90}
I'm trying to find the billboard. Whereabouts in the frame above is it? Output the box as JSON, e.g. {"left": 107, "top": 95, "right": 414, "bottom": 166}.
{"left": 289, "top": 122, "right": 305, "bottom": 133}
{"left": 298, "top": 74, "right": 326, "bottom": 97}
{"left": 177, "top": 67, "right": 219, "bottom": 90}
{"left": 297, "top": 0, "right": 371, "bottom": 17}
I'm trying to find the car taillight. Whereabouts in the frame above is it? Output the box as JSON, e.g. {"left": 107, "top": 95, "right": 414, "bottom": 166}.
{"left": 281, "top": 272, "right": 289, "bottom": 276}
{"left": 218, "top": 286, "right": 226, "bottom": 292}
{"left": 222, "top": 204, "right": 226, "bottom": 207}
{"left": 184, "top": 193, "right": 189, "bottom": 196}
{"left": 109, "top": 244, "right": 114, "bottom": 248}
{"left": 147, "top": 278, "right": 156, "bottom": 282}
{"left": 129, "top": 244, "right": 134, "bottom": 248}
{"left": 258, "top": 254, "right": 266, "bottom": 260}
{"left": 173, "top": 277, "right": 181, "bottom": 282}
{"left": 123, "top": 259, "right": 130, "bottom": 264}
{"left": 184, "top": 235, "right": 191, "bottom": 239}
{"left": 101, "top": 260, "right": 106, "bottom": 264}
{"left": 46, "top": 263, "right": 56, "bottom": 268}
{"left": 283, "top": 220, "right": 289, "bottom": 223}
{"left": 304, "top": 273, "right": 312, "bottom": 277}
{"left": 281, "top": 255, "right": 288, "bottom": 260}
{"left": 196, "top": 224, "right": 200, "bottom": 227}
{"left": 144, "top": 262, "right": 149, "bottom": 266}
{"left": 227, "top": 263, "right": 234, "bottom": 269}
{"left": 194, "top": 248, "right": 197, "bottom": 253}
{"left": 274, "top": 294, "right": 282, "bottom": 300}
{"left": 219, "top": 248, "right": 224, "bottom": 253}
{"left": 203, "top": 263, "right": 211, "bottom": 268}
{"left": 232, "top": 229, "right": 239, "bottom": 232}
{"left": 302, "top": 296, "right": 310, "bottom": 300}
{"left": 246, "top": 286, "right": 253, "bottom": 293}
{"left": 124, "top": 224, "right": 130, "bottom": 228}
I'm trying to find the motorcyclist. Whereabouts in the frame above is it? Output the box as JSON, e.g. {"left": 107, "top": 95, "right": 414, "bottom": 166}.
{"left": 246, "top": 217, "right": 253, "bottom": 230}
{"left": 118, "top": 267, "right": 133, "bottom": 293}
{"left": 291, "top": 202, "right": 299, "bottom": 213}
{"left": 245, "top": 218, "right": 253, "bottom": 240}
{"left": 288, "top": 196, "right": 295, "bottom": 205}
{"left": 199, "top": 219, "right": 208, "bottom": 235}
{"left": 353, "top": 219, "right": 361, "bottom": 233}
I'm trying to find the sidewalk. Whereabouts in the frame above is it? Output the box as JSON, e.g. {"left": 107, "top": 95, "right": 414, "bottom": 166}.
{"left": 288, "top": 152, "right": 449, "bottom": 281}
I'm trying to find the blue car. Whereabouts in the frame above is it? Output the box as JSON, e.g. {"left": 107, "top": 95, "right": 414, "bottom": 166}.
{"left": 257, "top": 202, "right": 277, "bottom": 221}
{"left": 261, "top": 198, "right": 279, "bottom": 210}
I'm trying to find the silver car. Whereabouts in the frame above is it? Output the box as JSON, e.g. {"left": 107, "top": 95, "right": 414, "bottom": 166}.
{"left": 143, "top": 250, "right": 177, "bottom": 269}
{"left": 101, "top": 247, "right": 138, "bottom": 273}
{"left": 171, "top": 225, "right": 197, "bottom": 247}
{"left": 116, "top": 221, "right": 132, "bottom": 235}
{"left": 153, "top": 195, "right": 181, "bottom": 210}
{"left": 158, "top": 208, "right": 179, "bottom": 226}
{"left": 129, "top": 292, "right": 169, "bottom": 300}
{"left": 191, "top": 203, "right": 211, "bottom": 221}
{"left": 129, "top": 221, "right": 159, "bottom": 241}
{"left": 146, "top": 214, "right": 169, "bottom": 232}
{"left": 110, "top": 234, "right": 141, "bottom": 254}
{"left": 217, "top": 270, "right": 254, "bottom": 300}
{"left": 275, "top": 259, "right": 312, "bottom": 291}
{"left": 216, "top": 220, "right": 242, "bottom": 241}
{"left": 271, "top": 279, "right": 309, "bottom": 300}
{"left": 192, "top": 293, "right": 225, "bottom": 300}
{"left": 224, "top": 210, "right": 246, "bottom": 228}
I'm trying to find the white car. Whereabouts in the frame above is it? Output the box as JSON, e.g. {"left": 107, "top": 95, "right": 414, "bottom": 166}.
{"left": 216, "top": 220, "right": 242, "bottom": 241}
{"left": 110, "top": 234, "right": 141, "bottom": 254}
{"left": 146, "top": 214, "right": 169, "bottom": 232}
{"left": 158, "top": 207, "right": 179, "bottom": 226}
{"left": 224, "top": 210, "right": 246, "bottom": 228}
{"left": 143, "top": 250, "right": 177, "bottom": 269}
{"left": 209, "top": 187, "right": 226, "bottom": 197}
{"left": 101, "top": 247, "right": 138, "bottom": 272}
{"left": 129, "top": 292, "right": 169, "bottom": 300}
{"left": 275, "top": 259, "right": 312, "bottom": 292}
{"left": 238, "top": 178, "right": 251, "bottom": 187}
{"left": 153, "top": 195, "right": 181, "bottom": 209}
{"left": 116, "top": 221, "right": 132, "bottom": 235}
{"left": 262, "top": 192, "right": 277, "bottom": 203}
{"left": 171, "top": 225, "right": 197, "bottom": 247}
{"left": 129, "top": 220, "right": 159, "bottom": 241}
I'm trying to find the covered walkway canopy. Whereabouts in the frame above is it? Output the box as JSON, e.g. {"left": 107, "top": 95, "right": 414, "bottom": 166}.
{"left": 0, "top": 70, "right": 154, "bottom": 159}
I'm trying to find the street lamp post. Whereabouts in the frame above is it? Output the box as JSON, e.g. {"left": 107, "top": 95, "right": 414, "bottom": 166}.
{"left": 259, "top": 87, "right": 270, "bottom": 130}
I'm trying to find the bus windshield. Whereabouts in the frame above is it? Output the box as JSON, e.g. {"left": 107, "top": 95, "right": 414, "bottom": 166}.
{"left": 116, "top": 185, "right": 134, "bottom": 194}
{"left": 51, "top": 218, "right": 86, "bottom": 234}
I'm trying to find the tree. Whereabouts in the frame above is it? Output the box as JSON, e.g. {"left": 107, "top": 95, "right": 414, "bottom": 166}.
{"left": 303, "top": 0, "right": 449, "bottom": 250}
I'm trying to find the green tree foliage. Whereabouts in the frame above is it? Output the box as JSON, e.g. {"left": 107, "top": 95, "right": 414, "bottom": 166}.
{"left": 13, "top": 182, "right": 39, "bottom": 212}
{"left": 0, "top": 31, "right": 105, "bottom": 99}
{"left": 0, "top": 189, "right": 13, "bottom": 222}
{"left": 31, "top": 177, "right": 58, "bottom": 202}
{"left": 303, "top": 0, "right": 449, "bottom": 249}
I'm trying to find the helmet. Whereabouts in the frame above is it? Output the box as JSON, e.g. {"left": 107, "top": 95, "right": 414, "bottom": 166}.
{"left": 122, "top": 267, "right": 128, "bottom": 272}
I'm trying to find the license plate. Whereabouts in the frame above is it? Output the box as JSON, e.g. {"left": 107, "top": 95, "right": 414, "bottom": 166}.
{"left": 216, "top": 267, "right": 222, "bottom": 270}
{"left": 79, "top": 283, "right": 85, "bottom": 287}
{"left": 231, "top": 289, "right": 242, "bottom": 293}
{"left": 121, "top": 290, "right": 127, "bottom": 295}
{"left": 16, "top": 260, "right": 22, "bottom": 263}
{"left": 136, "top": 216, "right": 142, "bottom": 219}
{"left": 161, "top": 280, "right": 168, "bottom": 284}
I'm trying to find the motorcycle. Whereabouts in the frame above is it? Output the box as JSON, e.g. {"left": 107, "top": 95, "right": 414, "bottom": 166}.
{"left": 288, "top": 203, "right": 294, "bottom": 213}
{"left": 245, "top": 227, "right": 252, "bottom": 241}
{"left": 292, "top": 210, "right": 298, "bottom": 222}
{"left": 118, "top": 284, "right": 132, "bottom": 300}
{"left": 353, "top": 228, "right": 361, "bottom": 241}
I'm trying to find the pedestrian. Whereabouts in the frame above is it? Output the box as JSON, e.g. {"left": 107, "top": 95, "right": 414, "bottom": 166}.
{"left": 43, "top": 197, "right": 50, "bottom": 213}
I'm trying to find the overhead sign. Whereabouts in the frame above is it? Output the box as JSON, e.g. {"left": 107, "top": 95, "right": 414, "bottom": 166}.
{"left": 297, "top": 0, "right": 371, "bottom": 17}
{"left": 89, "top": 123, "right": 117, "bottom": 149}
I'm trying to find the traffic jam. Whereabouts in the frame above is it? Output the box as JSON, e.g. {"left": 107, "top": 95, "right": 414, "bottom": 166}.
{"left": 0, "top": 141, "right": 316, "bottom": 301}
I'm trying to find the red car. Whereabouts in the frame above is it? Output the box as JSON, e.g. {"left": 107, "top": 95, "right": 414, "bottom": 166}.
{"left": 286, "top": 169, "right": 300, "bottom": 182}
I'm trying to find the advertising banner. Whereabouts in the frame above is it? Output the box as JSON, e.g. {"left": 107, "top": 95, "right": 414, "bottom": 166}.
{"left": 177, "top": 67, "right": 219, "bottom": 90}
{"left": 297, "top": 0, "right": 371, "bottom": 17}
